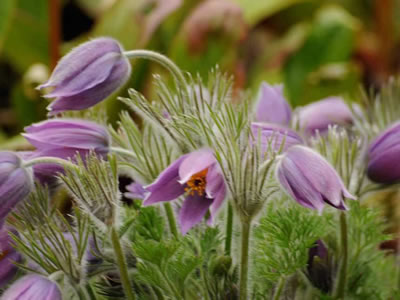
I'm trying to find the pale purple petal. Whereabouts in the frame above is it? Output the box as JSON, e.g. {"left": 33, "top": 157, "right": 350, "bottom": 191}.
{"left": 179, "top": 194, "right": 213, "bottom": 234}
{"left": 125, "top": 182, "right": 147, "bottom": 200}
{"left": 208, "top": 183, "right": 226, "bottom": 224}
{"left": 143, "top": 155, "right": 188, "bottom": 205}
{"left": 255, "top": 82, "right": 292, "bottom": 126}
{"left": 178, "top": 149, "right": 216, "bottom": 183}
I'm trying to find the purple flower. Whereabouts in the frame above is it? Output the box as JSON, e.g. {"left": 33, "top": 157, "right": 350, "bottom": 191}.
{"left": 0, "top": 226, "right": 21, "bottom": 288}
{"left": 1, "top": 274, "right": 62, "bottom": 300}
{"left": 38, "top": 37, "right": 131, "bottom": 115}
{"left": 144, "top": 149, "right": 226, "bottom": 234}
{"left": 23, "top": 119, "right": 110, "bottom": 162}
{"left": 276, "top": 146, "right": 355, "bottom": 213}
{"left": 125, "top": 182, "right": 147, "bottom": 200}
{"left": 254, "top": 82, "right": 292, "bottom": 126}
{"left": 297, "top": 97, "right": 354, "bottom": 136}
{"left": 0, "top": 152, "right": 33, "bottom": 224}
{"left": 251, "top": 122, "right": 303, "bottom": 154}
{"left": 367, "top": 121, "right": 400, "bottom": 183}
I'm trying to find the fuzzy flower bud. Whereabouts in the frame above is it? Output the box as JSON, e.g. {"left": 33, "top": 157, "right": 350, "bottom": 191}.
{"left": 367, "top": 121, "right": 400, "bottom": 183}
{"left": 254, "top": 82, "right": 292, "bottom": 126}
{"left": 0, "top": 226, "right": 21, "bottom": 288}
{"left": 1, "top": 274, "right": 62, "bottom": 300}
{"left": 0, "top": 152, "right": 33, "bottom": 223}
{"left": 297, "top": 97, "right": 354, "bottom": 136}
{"left": 38, "top": 37, "right": 131, "bottom": 115}
{"left": 276, "top": 146, "right": 355, "bottom": 213}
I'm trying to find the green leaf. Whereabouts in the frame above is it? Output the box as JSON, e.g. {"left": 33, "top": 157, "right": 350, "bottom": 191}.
{"left": 0, "top": 0, "right": 16, "bottom": 51}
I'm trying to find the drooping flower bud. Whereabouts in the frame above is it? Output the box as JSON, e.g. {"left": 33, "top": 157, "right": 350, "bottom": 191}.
{"left": 367, "top": 121, "right": 400, "bottom": 183}
{"left": 38, "top": 37, "right": 131, "bottom": 115}
{"left": 0, "top": 226, "right": 21, "bottom": 288}
{"left": 297, "top": 97, "right": 354, "bottom": 136}
{"left": 251, "top": 123, "right": 303, "bottom": 155}
{"left": 276, "top": 146, "right": 355, "bottom": 213}
{"left": 254, "top": 82, "right": 292, "bottom": 126}
{"left": 0, "top": 152, "right": 33, "bottom": 223}
{"left": 1, "top": 274, "right": 62, "bottom": 300}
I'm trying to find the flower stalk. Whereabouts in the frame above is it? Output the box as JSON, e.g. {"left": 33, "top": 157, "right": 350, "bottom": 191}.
{"left": 225, "top": 203, "right": 233, "bottom": 255}
{"left": 272, "top": 277, "right": 286, "bottom": 300}
{"left": 22, "top": 157, "right": 78, "bottom": 169}
{"left": 163, "top": 203, "right": 179, "bottom": 239}
{"left": 334, "top": 211, "right": 348, "bottom": 299}
{"left": 239, "top": 219, "right": 251, "bottom": 300}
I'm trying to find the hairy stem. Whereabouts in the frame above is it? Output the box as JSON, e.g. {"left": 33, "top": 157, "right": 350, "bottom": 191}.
{"left": 123, "top": 50, "right": 188, "bottom": 88}
{"left": 111, "top": 147, "right": 137, "bottom": 159}
{"left": 272, "top": 277, "right": 286, "bottom": 300}
{"left": 164, "top": 203, "right": 179, "bottom": 239}
{"left": 239, "top": 220, "right": 251, "bottom": 300}
{"left": 334, "top": 212, "right": 348, "bottom": 299}
{"left": 22, "top": 156, "right": 77, "bottom": 169}
{"left": 225, "top": 203, "right": 233, "bottom": 255}
{"left": 111, "top": 227, "right": 136, "bottom": 300}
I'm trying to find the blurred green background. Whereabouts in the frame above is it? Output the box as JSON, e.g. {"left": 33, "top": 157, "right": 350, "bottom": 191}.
{"left": 0, "top": 0, "right": 399, "bottom": 146}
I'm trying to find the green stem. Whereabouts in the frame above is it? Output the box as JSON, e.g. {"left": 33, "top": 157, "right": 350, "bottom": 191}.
{"left": 334, "top": 212, "right": 348, "bottom": 299}
{"left": 111, "top": 147, "right": 137, "bottom": 159}
{"left": 225, "top": 203, "right": 233, "bottom": 255}
{"left": 272, "top": 277, "right": 286, "bottom": 300}
{"left": 111, "top": 227, "right": 136, "bottom": 300}
{"left": 123, "top": 50, "right": 188, "bottom": 88}
{"left": 22, "top": 156, "right": 77, "bottom": 169}
{"left": 239, "top": 220, "right": 251, "bottom": 300}
{"left": 163, "top": 202, "right": 179, "bottom": 239}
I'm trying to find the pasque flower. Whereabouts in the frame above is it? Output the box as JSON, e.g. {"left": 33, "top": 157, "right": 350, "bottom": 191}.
{"left": 144, "top": 149, "right": 226, "bottom": 234}
{"left": 276, "top": 146, "right": 355, "bottom": 213}
{"left": 1, "top": 274, "right": 62, "bottom": 300}
{"left": 38, "top": 37, "right": 131, "bottom": 115}
{"left": 0, "top": 152, "right": 33, "bottom": 224}
{"left": 0, "top": 226, "right": 21, "bottom": 288}
{"left": 251, "top": 122, "right": 303, "bottom": 154}
{"left": 367, "top": 121, "right": 400, "bottom": 183}
{"left": 254, "top": 82, "right": 292, "bottom": 126}
{"left": 297, "top": 97, "right": 354, "bottom": 136}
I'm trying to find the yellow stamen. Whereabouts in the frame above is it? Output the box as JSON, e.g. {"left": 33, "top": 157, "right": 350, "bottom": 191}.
{"left": 184, "top": 169, "right": 208, "bottom": 196}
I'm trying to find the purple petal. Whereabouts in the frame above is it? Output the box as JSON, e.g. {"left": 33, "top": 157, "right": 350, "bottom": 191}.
{"left": 143, "top": 155, "right": 188, "bottom": 205}
{"left": 179, "top": 194, "right": 213, "bottom": 234}
{"left": 125, "top": 182, "right": 147, "bottom": 200}
{"left": 255, "top": 82, "right": 292, "bottom": 126}
{"left": 367, "top": 144, "right": 400, "bottom": 183}
{"left": 178, "top": 149, "right": 216, "bottom": 183}
{"left": 39, "top": 37, "right": 122, "bottom": 89}
{"left": 208, "top": 183, "right": 226, "bottom": 224}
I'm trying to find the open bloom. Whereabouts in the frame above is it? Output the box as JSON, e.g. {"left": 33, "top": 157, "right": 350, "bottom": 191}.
{"left": 144, "top": 149, "right": 226, "bottom": 234}
{"left": 367, "top": 121, "right": 400, "bottom": 183}
{"left": 1, "top": 274, "right": 62, "bottom": 300}
{"left": 0, "top": 226, "right": 21, "bottom": 288}
{"left": 297, "top": 97, "right": 354, "bottom": 136}
{"left": 254, "top": 82, "right": 292, "bottom": 126}
{"left": 38, "top": 37, "right": 131, "bottom": 115}
{"left": 276, "top": 146, "right": 355, "bottom": 213}
{"left": 0, "top": 152, "right": 33, "bottom": 224}
{"left": 251, "top": 123, "right": 303, "bottom": 155}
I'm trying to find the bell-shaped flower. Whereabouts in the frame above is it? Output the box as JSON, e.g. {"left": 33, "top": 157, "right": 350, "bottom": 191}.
{"left": 144, "top": 149, "right": 226, "bottom": 234}
{"left": 276, "top": 146, "right": 355, "bottom": 213}
{"left": 251, "top": 122, "right": 303, "bottom": 155}
{"left": 367, "top": 121, "right": 400, "bottom": 183}
{"left": 0, "top": 226, "right": 21, "bottom": 288}
{"left": 1, "top": 274, "right": 62, "bottom": 300}
{"left": 254, "top": 82, "right": 292, "bottom": 126}
{"left": 297, "top": 97, "right": 354, "bottom": 136}
{"left": 38, "top": 37, "right": 131, "bottom": 115}
{"left": 23, "top": 119, "right": 110, "bottom": 160}
{"left": 0, "top": 152, "right": 33, "bottom": 224}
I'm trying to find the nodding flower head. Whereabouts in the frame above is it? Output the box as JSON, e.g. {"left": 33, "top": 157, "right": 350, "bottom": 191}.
{"left": 143, "top": 149, "right": 226, "bottom": 235}
{"left": 0, "top": 152, "right": 33, "bottom": 224}
{"left": 276, "top": 146, "right": 355, "bottom": 213}
{"left": 38, "top": 37, "right": 131, "bottom": 115}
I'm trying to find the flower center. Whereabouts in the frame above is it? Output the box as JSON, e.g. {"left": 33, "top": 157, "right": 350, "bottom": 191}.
{"left": 185, "top": 169, "right": 208, "bottom": 196}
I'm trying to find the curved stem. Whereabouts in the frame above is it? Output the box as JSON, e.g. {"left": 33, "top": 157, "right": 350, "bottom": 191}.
{"left": 111, "top": 227, "right": 136, "bottom": 300}
{"left": 163, "top": 203, "right": 179, "bottom": 239}
{"left": 123, "top": 50, "right": 188, "bottom": 88}
{"left": 225, "top": 203, "right": 233, "bottom": 255}
{"left": 111, "top": 147, "right": 137, "bottom": 159}
{"left": 239, "top": 220, "right": 251, "bottom": 300}
{"left": 334, "top": 212, "right": 348, "bottom": 299}
{"left": 22, "top": 156, "right": 77, "bottom": 169}
{"left": 272, "top": 277, "right": 286, "bottom": 300}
